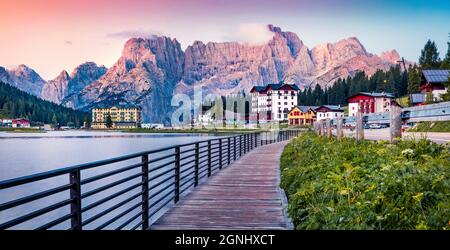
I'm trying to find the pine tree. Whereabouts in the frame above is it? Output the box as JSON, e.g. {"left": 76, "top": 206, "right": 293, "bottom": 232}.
{"left": 51, "top": 113, "right": 58, "bottom": 128}
{"left": 440, "top": 76, "right": 450, "bottom": 101}
{"left": 407, "top": 64, "right": 421, "bottom": 95}
{"left": 419, "top": 39, "right": 441, "bottom": 69}
{"left": 441, "top": 33, "right": 450, "bottom": 69}
{"left": 84, "top": 115, "right": 90, "bottom": 128}
{"left": 105, "top": 113, "right": 113, "bottom": 128}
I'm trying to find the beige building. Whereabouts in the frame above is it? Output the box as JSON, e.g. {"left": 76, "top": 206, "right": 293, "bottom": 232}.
{"left": 91, "top": 106, "right": 141, "bottom": 129}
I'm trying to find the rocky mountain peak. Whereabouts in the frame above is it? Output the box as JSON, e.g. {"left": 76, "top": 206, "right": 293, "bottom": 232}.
{"left": 380, "top": 49, "right": 401, "bottom": 63}
{"left": 7, "top": 64, "right": 45, "bottom": 96}
{"left": 40, "top": 62, "right": 108, "bottom": 104}
{"left": 10, "top": 64, "right": 43, "bottom": 80}
{"left": 70, "top": 62, "right": 106, "bottom": 79}
{"left": 58, "top": 70, "right": 70, "bottom": 80}
{"left": 267, "top": 24, "right": 282, "bottom": 34}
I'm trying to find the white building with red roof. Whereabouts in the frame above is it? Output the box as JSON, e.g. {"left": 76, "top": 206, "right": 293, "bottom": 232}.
{"left": 347, "top": 92, "right": 396, "bottom": 117}
{"left": 250, "top": 83, "right": 299, "bottom": 122}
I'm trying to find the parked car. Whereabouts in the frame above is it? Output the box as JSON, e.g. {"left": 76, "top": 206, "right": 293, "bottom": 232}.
{"left": 380, "top": 124, "right": 389, "bottom": 128}
{"left": 364, "top": 124, "right": 370, "bottom": 129}
{"left": 369, "top": 123, "right": 382, "bottom": 129}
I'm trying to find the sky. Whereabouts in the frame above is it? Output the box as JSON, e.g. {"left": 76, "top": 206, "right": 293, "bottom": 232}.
{"left": 0, "top": 0, "right": 449, "bottom": 80}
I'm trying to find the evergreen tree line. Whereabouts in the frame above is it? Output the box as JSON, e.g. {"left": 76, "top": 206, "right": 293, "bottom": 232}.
{"left": 298, "top": 34, "right": 450, "bottom": 106}
{"left": 298, "top": 65, "right": 408, "bottom": 106}
{"left": 0, "top": 81, "right": 90, "bottom": 127}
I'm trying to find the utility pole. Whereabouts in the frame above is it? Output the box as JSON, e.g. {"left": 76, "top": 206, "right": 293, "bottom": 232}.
{"left": 397, "top": 56, "right": 409, "bottom": 104}
{"left": 397, "top": 57, "right": 407, "bottom": 71}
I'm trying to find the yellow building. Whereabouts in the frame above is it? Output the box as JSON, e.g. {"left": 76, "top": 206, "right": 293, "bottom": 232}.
{"left": 288, "top": 106, "right": 317, "bottom": 125}
{"left": 91, "top": 106, "right": 141, "bottom": 129}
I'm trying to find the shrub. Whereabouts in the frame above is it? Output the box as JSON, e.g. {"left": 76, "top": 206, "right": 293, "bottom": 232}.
{"left": 280, "top": 132, "right": 450, "bottom": 229}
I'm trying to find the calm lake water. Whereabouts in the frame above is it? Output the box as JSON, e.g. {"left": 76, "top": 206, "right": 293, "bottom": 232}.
{"left": 0, "top": 130, "right": 227, "bottom": 229}
{"left": 0, "top": 130, "right": 224, "bottom": 181}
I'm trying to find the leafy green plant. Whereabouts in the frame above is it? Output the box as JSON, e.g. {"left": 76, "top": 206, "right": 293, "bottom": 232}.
{"left": 409, "top": 121, "right": 450, "bottom": 133}
{"left": 280, "top": 132, "right": 450, "bottom": 229}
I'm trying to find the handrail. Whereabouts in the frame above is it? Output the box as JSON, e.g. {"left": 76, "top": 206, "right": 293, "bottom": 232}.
{"left": 0, "top": 129, "right": 301, "bottom": 230}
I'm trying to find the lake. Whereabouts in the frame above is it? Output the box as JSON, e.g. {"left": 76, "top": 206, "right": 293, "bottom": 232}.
{"left": 0, "top": 130, "right": 225, "bottom": 181}
{"left": 0, "top": 130, "right": 228, "bottom": 229}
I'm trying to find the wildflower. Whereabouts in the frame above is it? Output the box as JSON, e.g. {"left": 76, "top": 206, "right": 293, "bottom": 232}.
{"left": 401, "top": 148, "right": 415, "bottom": 159}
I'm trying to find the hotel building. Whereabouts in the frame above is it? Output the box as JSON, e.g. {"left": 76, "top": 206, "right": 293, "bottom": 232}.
{"left": 91, "top": 106, "right": 142, "bottom": 129}
{"left": 250, "top": 83, "right": 300, "bottom": 122}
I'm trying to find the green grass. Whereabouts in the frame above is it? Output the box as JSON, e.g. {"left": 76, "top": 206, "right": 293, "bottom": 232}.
{"left": 397, "top": 95, "right": 410, "bottom": 107}
{"left": 280, "top": 132, "right": 450, "bottom": 229}
{"left": 409, "top": 121, "right": 450, "bottom": 133}
{"left": 0, "top": 127, "right": 45, "bottom": 133}
{"left": 342, "top": 105, "right": 349, "bottom": 116}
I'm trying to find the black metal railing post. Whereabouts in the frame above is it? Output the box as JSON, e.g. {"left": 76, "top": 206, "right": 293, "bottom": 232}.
{"left": 69, "top": 170, "right": 82, "bottom": 230}
{"left": 141, "top": 154, "right": 149, "bottom": 230}
{"left": 227, "top": 138, "right": 231, "bottom": 165}
{"left": 219, "top": 138, "right": 222, "bottom": 170}
{"left": 240, "top": 135, "right": 243, "bottom": 157}
{"left": 208, "top": 140, "right": 212, "bottom": 177}
{"left": 234, "top": 137, "right": 237, "bottom": 161}
{"left": 194, "top": 142, "right": 199, "bottom": 187}
{"left": 174, "top": 146, "right": 180, "bottom": 203}
{"left": 244, "top": 134, "right": 247, "bottom": 154}
{"left": 242, "top": 135, "right": 245, "bottom": 155}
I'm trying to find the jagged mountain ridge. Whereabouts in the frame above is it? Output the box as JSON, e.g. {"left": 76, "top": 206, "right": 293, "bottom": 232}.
{"left": 2, "top": 25, "right": 403, "bottom": 124}
{"left": 42, "top": 62, "right": 107, "bottom": 104}
{"left": 0, "top": 64, "right": 46, "bottom": 96}
{"left": 61, "top": 36, "right": 185, "bottom": 124}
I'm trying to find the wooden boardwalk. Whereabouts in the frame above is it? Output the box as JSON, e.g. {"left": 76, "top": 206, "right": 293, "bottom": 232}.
{"left": 151, "top": 141, "right": 291, "bottom": 230}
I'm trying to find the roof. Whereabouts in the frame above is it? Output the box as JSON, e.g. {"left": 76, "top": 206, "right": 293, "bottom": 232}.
{"left": 348, "top": 92, "right": 395, "bottom": 99}
{"left": 250, "top": 83, "right": 300, "bottom": 93}
{"left": 422, "top": 69, "right": 450, "bottom": 83}
{"left": 297, "top": 106, "right": 319, "bottom": 113}
{"left": 93, "top": 105, "right": 141, "bottom": 110}
{"left": 410, "top": 93, "right": 426, "bottom": 104}
{"left": 316, "top": 105, "right": 344, "bottom": 112}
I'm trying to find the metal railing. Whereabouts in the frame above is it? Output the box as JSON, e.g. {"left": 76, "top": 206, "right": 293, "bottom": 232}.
{"left": 341, "top": 101, "right": 450, "bottom": 125}
{"left": 0, "top": 130, "right": 300, "bottom": 230}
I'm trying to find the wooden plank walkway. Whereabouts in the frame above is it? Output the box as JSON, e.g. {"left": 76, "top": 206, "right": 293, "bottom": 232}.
{"left": 151, "top": 141, "right": 291, "bottom": 230}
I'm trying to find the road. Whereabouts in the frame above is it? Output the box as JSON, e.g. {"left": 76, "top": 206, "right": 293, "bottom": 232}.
{"left": 340, "top": 128, "right": 450, "bottom": 144}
